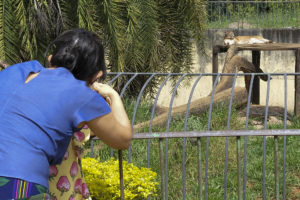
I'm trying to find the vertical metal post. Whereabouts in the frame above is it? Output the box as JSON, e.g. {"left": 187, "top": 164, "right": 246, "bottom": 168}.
{"left": 224, "top": 74, "right": 238, "bottom": 200}
{"left": 256, "top": 2, "right": 259, "bottom": 28}
{"left": 283, "top": 74, "right": 288, "bottom": 200}
{"left": 280, "top": 3, "right": 283, "bottom": 28}
{"left": 218, "top": 2, "right": 221, "bottom": 26}
{"left": 204, "top": 137, "right": 210, "bottom": 200}
{"left": 183, "top": 74, "right": 203, "bottom": 200}
{"left": 274, "top": 136, "right": 279, "bottom": 200}
{"left": 130, "top": 74, "right": 156, "bottom": 165}
{"left": 197, "top": 138, "right": 203, "bottom": 200}
{"left": 252, "top": 50, "right": 261, "bottom": 104}
{"left": 159, "top": 139, "right": 165, "bottom": 200}
{"left": 90, "top": 140, "right": 94, "bottom": 158}
{"left": 237, "top": 2, "right": 240, "bottom": 29}
{"left": 294, "top": 3, "right": 299, "bottom": 24}
{"left": 205, "top": 74, "right": 221, "bottom": 200}
{"left": 262, "top": 75, "right": 271, "bottom": 200}
{"left": 294, "top": 49, "right": 300, "bottom": 115}
{"left": 182, "top": 137, "right": 187, "bottom": 200}
{"left": 165, "top": 75, "right": 187, "bottom": 200}
{"left": 119, "top": 73, "right": 138, "bottom": 163}
{"left": 165, "top": 137, "right": 169, "bottom": 200}
{"left": 276, "top": 3, "right": 279, "bottom": 28}
{"left": 244, "top": 74, "right": 255, "bottom": 200}
{"left": 226, "top": 1, "right": 228, "bottom": 22}
{"left": 119, "top": 150, "right": 124, "bottom": 200}
{"left": 149, "top": 74, "right": 171, "bottom": 200}
{"left": 237, "top": 136, "right": 242, "bottom": 200}
{"left": 107, "top": 74, "right": 123, "bottom": 158}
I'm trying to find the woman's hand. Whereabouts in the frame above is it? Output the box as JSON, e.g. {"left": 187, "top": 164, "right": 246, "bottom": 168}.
{"left": 87, "top": 82, "right": 132, "bottom": 150}
{"left": 91, "top": 83, "right": 116, "bottom": 105}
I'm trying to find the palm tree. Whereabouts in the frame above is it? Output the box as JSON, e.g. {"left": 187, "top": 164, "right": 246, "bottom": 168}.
{"left": 0, "top": 0, "right": 207, "bottom": 94}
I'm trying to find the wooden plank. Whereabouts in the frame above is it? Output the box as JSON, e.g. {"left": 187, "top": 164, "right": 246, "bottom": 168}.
{"left": 252, "top": 51, "right": 261, "bottom": 104}
{"left": 212, "top": 45, "right": 219, "bottom": 87}
{"left": 215, "top": 43, "right": 300, "bottom": 51}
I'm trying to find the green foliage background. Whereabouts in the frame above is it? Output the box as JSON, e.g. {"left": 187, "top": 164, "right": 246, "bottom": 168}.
{"left": 0, "top": 0, "right": 207, "bottom": 73}
{"left": 0, "top": 0, "right": 208, "bottom": 95}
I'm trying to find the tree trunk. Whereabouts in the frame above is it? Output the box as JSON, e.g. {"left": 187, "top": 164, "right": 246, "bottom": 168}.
{"left": 134, "top": 87, "right": 248, "bottom": 131}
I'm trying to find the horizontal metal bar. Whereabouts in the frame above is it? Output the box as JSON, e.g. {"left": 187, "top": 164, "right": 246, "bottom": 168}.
{"left": 131, "top": 129, "right": 300, "bottom": 139}
{"left": 108, "top": 72, "right": 300, "bottom": 76}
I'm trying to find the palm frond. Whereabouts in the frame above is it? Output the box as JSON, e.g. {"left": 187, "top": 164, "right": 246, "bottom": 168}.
{"left": 15, "top": 0, "right": 51, "bottom": 62}
{"left": 122, "top": 0, "right": 143, "bottom": 72}
{"left": 178, "top": 0, "right": 208, "bottom": 51}
{"left": 0, "top": 0, "right": 21, "bottom": 64}
{"left": 137, "top": 0, "right": 159, "bottom": 71}
{"left": 156, "top": 0, "right": 192, "bottom": 73}
{"left": 58, "top": 0, "right": 79, "bottom": 30}
{"left": 123, "top": 0, "right": 159, "bottom": 73}
{"left": 78, "top": 0, "right": 99, "bottom": 32}
{"left": 98, "top": 0, "right": 127, "bottom": 72}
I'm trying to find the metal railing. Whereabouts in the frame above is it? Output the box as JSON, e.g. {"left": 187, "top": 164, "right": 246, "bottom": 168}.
{"left": 91, "top": 72, "right": 300, "bottom": 200}
{"left": 207, "top": 1, "right": 300, "bottom": 29}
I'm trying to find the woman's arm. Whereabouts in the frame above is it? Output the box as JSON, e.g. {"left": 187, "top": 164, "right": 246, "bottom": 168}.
{"left": 86, "top": 83, "right": 132, "bottom": 150}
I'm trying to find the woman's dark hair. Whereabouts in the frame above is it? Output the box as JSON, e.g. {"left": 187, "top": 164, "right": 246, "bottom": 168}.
{"left": 44, "top": 28, "right": 106, "bottom": 82}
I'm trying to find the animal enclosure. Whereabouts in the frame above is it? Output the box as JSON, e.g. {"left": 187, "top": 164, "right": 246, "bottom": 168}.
{"left": 89, "top": 71, "right": 300, "bottom": 200}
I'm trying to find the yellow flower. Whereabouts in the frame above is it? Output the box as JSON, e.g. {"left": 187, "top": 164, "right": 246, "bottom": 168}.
{"left": 82, "top": 157, "right": 158, "bottom": 200}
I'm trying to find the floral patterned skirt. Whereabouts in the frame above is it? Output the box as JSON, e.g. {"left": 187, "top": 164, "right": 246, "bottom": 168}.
{"left": 0, "top": 177, "right": 49, "bottom": 200}
{"left": 48, "top": 129, "right": 91, "bottom": 200}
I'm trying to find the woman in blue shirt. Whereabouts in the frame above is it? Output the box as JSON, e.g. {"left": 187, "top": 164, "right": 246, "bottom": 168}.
{"left": 0, "top": 28, "right": 132, "bottom": 199}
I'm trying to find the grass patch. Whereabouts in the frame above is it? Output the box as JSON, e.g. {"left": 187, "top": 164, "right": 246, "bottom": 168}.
{"left": 208, "top": 6, "right": 300, "bottom": 29}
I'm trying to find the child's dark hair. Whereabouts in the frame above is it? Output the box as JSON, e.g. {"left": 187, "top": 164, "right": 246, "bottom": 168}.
{"left": 44, "top": 28, "right": 106, "bottom": 82}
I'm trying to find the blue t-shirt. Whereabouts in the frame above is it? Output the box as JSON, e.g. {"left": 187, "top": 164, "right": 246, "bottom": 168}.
{"left": 0, "top": 61, "right": 111, "bottom": 188}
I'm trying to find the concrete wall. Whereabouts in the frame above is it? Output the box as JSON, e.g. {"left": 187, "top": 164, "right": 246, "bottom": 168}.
{"left": 157, "top": 29, "right": 300, "bottom": 112}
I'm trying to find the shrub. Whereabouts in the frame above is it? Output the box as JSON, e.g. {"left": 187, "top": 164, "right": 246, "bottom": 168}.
{"left": 82, "top": 157, "right": 158, "bottom": 200}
